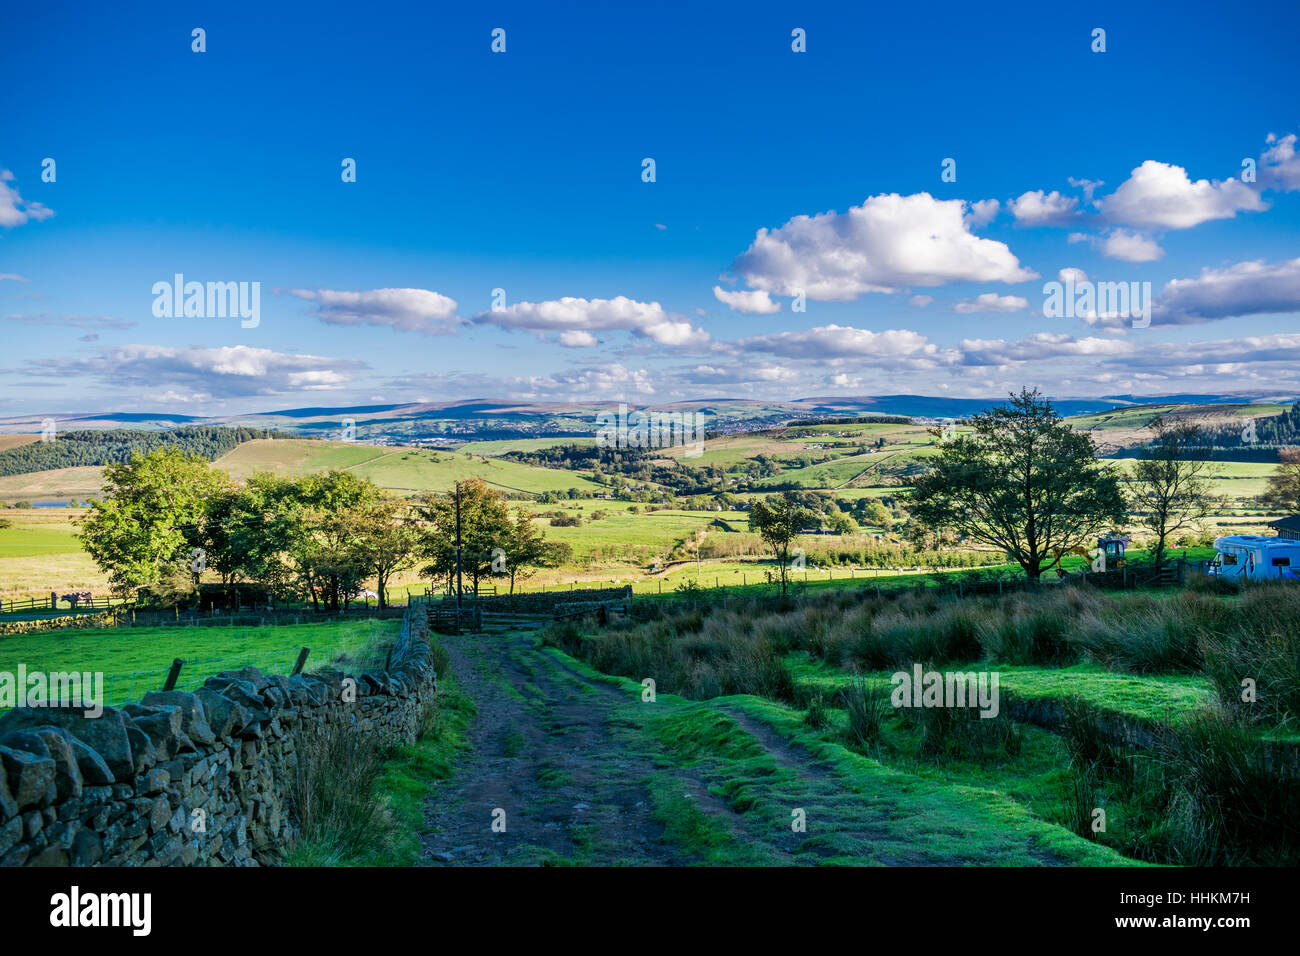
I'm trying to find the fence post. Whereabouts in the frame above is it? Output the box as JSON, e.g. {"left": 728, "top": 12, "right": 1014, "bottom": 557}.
{"left": 162, "top": 658, "right": 184, "bottom": 692}
{"left": 291, "top": 647, "right": 310, "bottom": 676}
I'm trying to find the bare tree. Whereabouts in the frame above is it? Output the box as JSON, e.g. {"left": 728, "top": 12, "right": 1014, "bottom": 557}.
{"left": 1128, "top": 416, "right": 1222, "bottom": 568}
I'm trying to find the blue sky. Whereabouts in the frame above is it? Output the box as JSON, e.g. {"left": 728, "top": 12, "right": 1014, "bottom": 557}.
{"left": 3, "top": 0, "right": 1299, "bottom": 416}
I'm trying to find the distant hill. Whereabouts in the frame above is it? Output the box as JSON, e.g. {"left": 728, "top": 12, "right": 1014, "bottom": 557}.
{"left": 3, "top": 392, "right": 1295, "bottom": 443}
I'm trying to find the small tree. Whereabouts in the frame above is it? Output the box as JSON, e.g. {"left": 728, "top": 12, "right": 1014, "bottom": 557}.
{"left": 907, "top": 388, "right": 1127, "bottom": 581}
{"left": 748, "top": 494, "right": 815, "bottom": 595}
{"left": 1262, "top": 447, "right": 1300, "bottom": 514}
{"left": 1129, "top": 417, "right": 1222, "bottom": 568}
{"left": 78, "top": 448, "right": 230, "bottom": 596}
{"left": 353, "top": 496, "right": 419, "bottom": 608}
{"left": 499, "top": 508, "right": 564, "bottom": 594}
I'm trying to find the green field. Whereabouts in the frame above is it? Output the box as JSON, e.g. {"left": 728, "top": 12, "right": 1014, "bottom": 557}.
{"left": 213, "top": 439, "right": 602, "bottom": 496}
{"left": 0, "top": 617, "right": 399, "bottom": 709}
{"left": 453, "top": 437, "right": 597, "bottom": 456}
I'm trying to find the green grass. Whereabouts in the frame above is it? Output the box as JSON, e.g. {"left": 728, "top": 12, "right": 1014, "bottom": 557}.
{"left": 542, "top": 643, "right": 1134, "bottom": 865}
{"left": 0, "top": 617, "right": 399, "bottom": 708}
{"left": 787, "top": 655, "right": 1212, "bottom": 728}
{"left": 0, "top": 521, "right": 83, "bottom": 557}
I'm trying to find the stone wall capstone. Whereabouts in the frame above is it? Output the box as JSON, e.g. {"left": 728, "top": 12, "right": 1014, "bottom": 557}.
{"left": 0, "top": 604, "right": 436, "bottom": 867}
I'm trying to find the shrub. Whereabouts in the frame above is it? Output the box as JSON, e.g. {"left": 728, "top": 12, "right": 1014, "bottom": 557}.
{"left": 840, "top": 679, "right": 891, "bottom": 751}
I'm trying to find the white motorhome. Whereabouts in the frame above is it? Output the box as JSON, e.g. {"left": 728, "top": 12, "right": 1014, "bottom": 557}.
{"left": 1210, "top": 535, "right": 1300, "bottom": 582}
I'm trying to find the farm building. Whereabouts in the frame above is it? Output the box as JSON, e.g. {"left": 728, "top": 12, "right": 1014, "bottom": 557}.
{"left": 1267, "top": 515, "right": 1300, "bottom": 541}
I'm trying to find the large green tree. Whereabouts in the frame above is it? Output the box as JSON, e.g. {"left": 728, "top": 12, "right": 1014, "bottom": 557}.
{"left": 78, "top": 448, "right": 231, "bottom": 595}
{"left": 414, "top": 479, "right": 513, "bottom": 596}
{"left": 906, "top": 388, "right": 1127, "bottom": 580}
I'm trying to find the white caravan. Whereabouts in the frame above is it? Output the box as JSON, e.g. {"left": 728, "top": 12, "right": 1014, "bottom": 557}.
{"left": 1210, "top": 535, "right": 1300, "bottom": 582}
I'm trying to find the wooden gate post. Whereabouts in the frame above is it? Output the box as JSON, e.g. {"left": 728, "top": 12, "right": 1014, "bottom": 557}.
{"left": 162, "top": 658, "right": 184, "bottom": 692}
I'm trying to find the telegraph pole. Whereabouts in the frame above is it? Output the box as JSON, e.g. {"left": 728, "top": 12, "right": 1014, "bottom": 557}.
{"left": 455, "top": 480, "right": 464, "bottom": 612}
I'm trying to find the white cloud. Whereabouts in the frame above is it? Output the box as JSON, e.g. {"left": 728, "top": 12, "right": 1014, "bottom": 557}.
{"left": 1153, "top": 257, "right": 1300, "bottom": 326}
{"left": 0, "top": 273, "right": 27, "bottom": 282}
{"left": 964, "top": 199, "right": 1000, "bottom": 228}
{"left": 732, "top": 324, "right": 951, "bottom": 367}
{"left": 729, "top": 192, "right": 1036, "bottom": 301}
{"left": 287, "top": 288, "right": 461, "bottom": 334}
{"left": 1058, "top": 267, "right": 1088, "bottom": 283}
{"left": 0, "top": 171, "right": 54, "bottom": 228}
{"left": 16, "top": 345, "right": 360, "bottom": 397}
{"left": 712, "top": 285, "right": 780, "bottom": 314}
{"left": 1068, "top": 229, "right": 1164, "bottom": 262}
{"left": 909, "top": 295, "right": 934, "bottom": 307}
{"left": 474, "top": 295, "right": 710, "bottom": 348}
{"left": 1101, "top": 229, "right": 1164, "bottom": 263}
{"left": 952, "top": 293, "right": 1028, "bottom": 314}
{"left": 1260, "top": 133, "right": 1300, "bottom": 192}
{"left": 958, "top": 333, "right": 1133, "bottom": 366}
{"left": 683, "top": 363, "right": 798, "bottom": 385}
{"left": 1008, "top": 190, "right": 1078, "bottom": 226}
{"left": 558, "top": 330, "right": 598, "bottom": 348}
{"left": 1097, "top": 160, "right": 1265, "bottom": 230}
{"left": 1068, "top": 177, "right": 1104, "bottom": 203}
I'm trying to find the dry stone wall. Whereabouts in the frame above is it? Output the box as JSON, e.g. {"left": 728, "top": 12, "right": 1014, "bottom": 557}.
{"left": 0, "top": 605, "right": 436, "bottom": 867}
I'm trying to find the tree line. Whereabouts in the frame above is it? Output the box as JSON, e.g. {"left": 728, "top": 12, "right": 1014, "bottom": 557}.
{"left": 749, "top": 389, "right": 1297, "bottom": 592}
{"left": 0, "top": 426, "right": 290, "bottom": 477}
{"left": 77, "top": 449, "right": 570, "bottom": 608}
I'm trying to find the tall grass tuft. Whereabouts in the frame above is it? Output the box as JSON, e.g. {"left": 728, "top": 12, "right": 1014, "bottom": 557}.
{"left": 289, "top": 718, "right": 393, "bottom": 863}
{"left": 840, "top": 679, "right": 891, "bottom": 751}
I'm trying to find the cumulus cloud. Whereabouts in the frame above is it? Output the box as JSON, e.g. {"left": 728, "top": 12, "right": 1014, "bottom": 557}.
{"left": 909, "top": 295, "right": 934, "bottom": 307}
{"left": 1153, "top": 257, "right": 1300, "bottom": 326}
{"left": 1260, "top": 133, "right": 1300, "bottom": 192}
{"left": 964, "top": 199, "right": 1000, "bottom": 228}
{"left": 712, "top": 285, "right": 780, "bottom": 314}
{"left": 1069, "top": 229, "right": 1164, "bottom": 263}
{"left": 287, "top": 288, "right": 461, "bottom": 334}
{"left": 1058, "top": 267, "right": 1088, "bottom": 283}
{"left": 474, "top": 295, "right": 710, "bottom": 348}
{"left": 731, "top": 324, "right": 951, "bottom": 368}
{"left": 681, "top": 363, "right": 798, "bottom": 385}
{"left": 1124, "top": 334, "right": 1300, "bottom": 368}
{"left": 557, "top": 330, "right": 599, "bottom": 348}
{"left": 729, "top": 192, "right": 1036, "bottom": 301}
{"left": 1100, "top": 229, "right": 1164, "bottom": 263}
{"left": 1008, "top": 190, "right": 1078, "bottom": 226}
{"left": 952, "top": 293, "right": 1029, "bottom": 314}
{"left": 958, "top": 333, "right": 1133, "bottom": 366}
{"left": 15, "top": 344, "right": 360, "bottom": 397}
{"left": 1097, "top": 160, "right": 1265, "bottom": 230}
{"left": 0, "top": 171, "right": 54, "bottom": 228}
